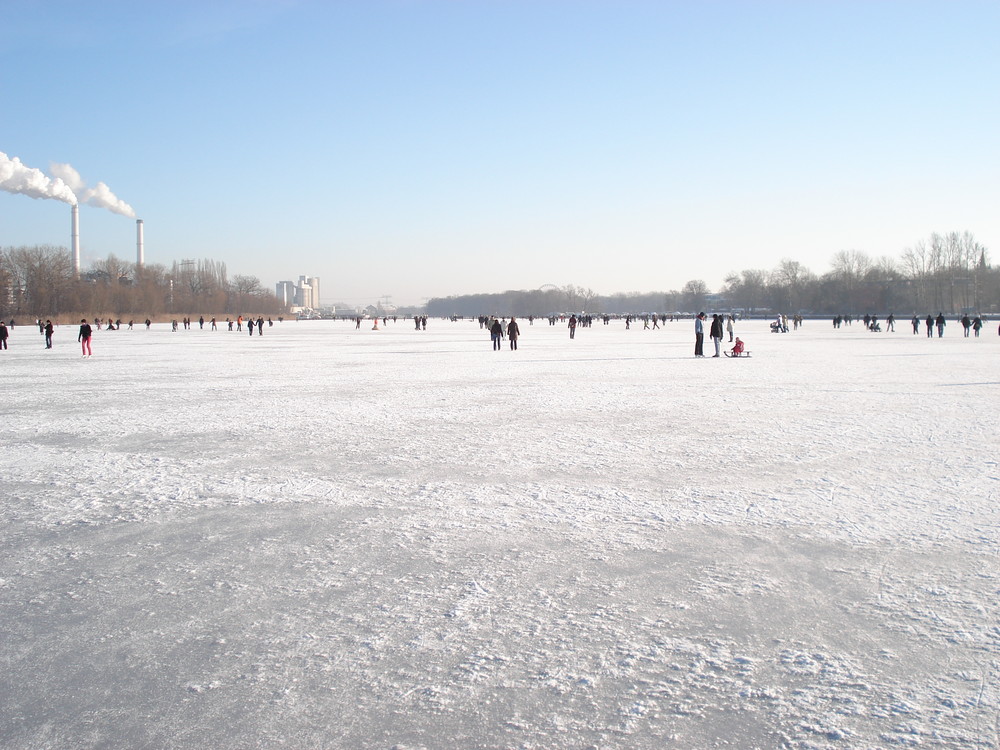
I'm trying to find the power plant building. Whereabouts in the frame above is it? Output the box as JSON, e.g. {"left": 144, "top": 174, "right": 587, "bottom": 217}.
{"left": 276, "top": 275, "right": 320, "bottom": 310}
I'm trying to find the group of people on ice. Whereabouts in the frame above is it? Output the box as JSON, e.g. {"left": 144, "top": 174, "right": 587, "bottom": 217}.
{"left": 488, "top": 316, "right": 521, "bottom": 350}
{"left": 695, "top": 313, "right": 746, "bottom": 357}
{"left": 836, "top": 313, "right": 989, "bottom": 337}
{"left": 485, "top": 316, "right": 521, "bottom": 350}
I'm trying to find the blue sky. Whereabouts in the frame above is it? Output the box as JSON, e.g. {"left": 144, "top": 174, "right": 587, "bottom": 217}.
{"left": 3, "top": 0, "right": 998, "bottom": 306}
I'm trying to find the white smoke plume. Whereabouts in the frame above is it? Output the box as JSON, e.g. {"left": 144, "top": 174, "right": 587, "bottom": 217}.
{"left": 49, "top": 161, "right": 135, "bottom": 218}
{"left": 0, "top": 151, "right": 77, "bottom": 205}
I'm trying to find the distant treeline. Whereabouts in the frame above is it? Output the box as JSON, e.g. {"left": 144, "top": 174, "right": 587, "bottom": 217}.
{"left": 426, "top": 232, "right": 999, "bottom": 318}
{"left": 0, "top": 246, "right": 286, "bottom": 321}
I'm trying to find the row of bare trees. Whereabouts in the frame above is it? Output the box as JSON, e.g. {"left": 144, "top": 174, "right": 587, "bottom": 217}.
{"left": 724, "top": 232, "right": 994, "bottom": 315}
{"left": 0, "top": 246, "right": 286, "bottom": 321}
{"left": 425, "top": 283, "right": 712, "bottom": 318}
{"left": 426, "top": 232, "right": 996, "bottom": 317}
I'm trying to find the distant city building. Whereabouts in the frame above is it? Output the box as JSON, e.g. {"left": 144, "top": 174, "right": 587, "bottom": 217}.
{"left": 275, "top": 280, "right": 296, "bottom": 306}
{"left": 276, "top": 275, "right": 320, "bottom": 310}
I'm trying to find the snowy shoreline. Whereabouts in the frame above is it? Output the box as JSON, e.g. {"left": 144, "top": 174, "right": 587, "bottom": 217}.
{"left": 1, "top": 320, "right": 997, "bottom": 749}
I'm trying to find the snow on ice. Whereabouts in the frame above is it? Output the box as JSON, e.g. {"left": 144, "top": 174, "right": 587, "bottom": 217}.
{"left": 0, "top": 317, "right": 997, "bottom": 749}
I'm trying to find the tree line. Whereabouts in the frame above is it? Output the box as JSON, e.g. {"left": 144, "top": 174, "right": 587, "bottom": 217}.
{"left": 426, "top": 232, "right": 998, "bottom": 318}
{"left": 0, "top": 246, "right": 285, "bottom": 321}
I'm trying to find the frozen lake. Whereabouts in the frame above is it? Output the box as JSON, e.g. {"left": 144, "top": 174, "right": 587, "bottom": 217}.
{"left": 1, "top": 317, "right": 998, "bottom": 749}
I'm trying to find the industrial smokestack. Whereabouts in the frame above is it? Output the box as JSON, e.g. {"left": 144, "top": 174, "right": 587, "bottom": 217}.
{"left": 136, "top": 219, "right": 144, "bottom": 268}
{"left": 71, "top": 204, "right": 80, "bottom": 276}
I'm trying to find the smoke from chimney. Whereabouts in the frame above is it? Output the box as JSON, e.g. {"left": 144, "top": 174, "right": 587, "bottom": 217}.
{"left": 1, "top": 152, "right": 138, "bottom": 272}
{"left": 1, "top": 151, "right": 77, "bottom": 205}
{"left": 50, "top": 162, "right": 135, "bottom": 217}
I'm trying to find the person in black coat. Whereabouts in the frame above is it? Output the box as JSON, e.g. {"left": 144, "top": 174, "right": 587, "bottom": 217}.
{"left": 507, "top": 317, "right": 520, "bottom": 351}
{"left": 78, "top": 319, "right": 93, "bottom": 357}
{"left": 489, "top": 318, "right": 504, "bottom": 350}
{"left": 710, "top": 314, "right": 724, "bottom": 357}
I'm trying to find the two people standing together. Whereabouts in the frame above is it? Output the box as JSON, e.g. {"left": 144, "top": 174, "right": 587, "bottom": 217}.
{"left": 694, "top": 313, "right": 726, "bottom": 357}
{"left": 489, "top": 317, "right": 521, "bottom": 351}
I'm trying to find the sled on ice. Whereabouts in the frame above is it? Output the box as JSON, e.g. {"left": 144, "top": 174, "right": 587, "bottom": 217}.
{"left": 723, "top": 338, "right": 750, "bottom": 357}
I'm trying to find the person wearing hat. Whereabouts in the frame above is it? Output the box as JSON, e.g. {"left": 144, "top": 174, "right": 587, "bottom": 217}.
{"left": 694, "top": 312, "right": 706, "bottom": 357}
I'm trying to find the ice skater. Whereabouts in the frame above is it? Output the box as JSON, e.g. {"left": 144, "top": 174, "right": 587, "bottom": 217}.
{"left": 78, "top": 319, "right": 93, "bottom": 357}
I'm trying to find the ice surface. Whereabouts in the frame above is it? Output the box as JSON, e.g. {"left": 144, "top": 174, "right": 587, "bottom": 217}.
{"left": 1, "top": 318, "right": 998, "bottom": 749}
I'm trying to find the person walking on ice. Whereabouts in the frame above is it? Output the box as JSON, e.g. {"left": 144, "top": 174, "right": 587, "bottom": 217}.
{"left": 78, "top": 319, "right": 93, "bottom": 357}
{"left": 489, "top": 318, "right": 503, "bottom": 350}
{"left": 507, "top": 316, "right": 520, "bottom": 350}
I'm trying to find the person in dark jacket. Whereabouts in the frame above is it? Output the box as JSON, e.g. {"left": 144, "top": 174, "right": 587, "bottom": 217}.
{"left": 507, "top": 317, "right": 521, "bottom": 351}
{"left": 0, "top": 320, "right": 8, "bottom": 350}
{"left": 935, "top": 313, "right": 946, "bottom": 338}
{"left": 710, "top": 314, "right": 724, "bottom": 357}
{"left": 489, "top": 318, "right": 504, "bottom": 350}
{"left": 44, "top": 320, "right": 54, "bottom": 349}
{"left": 78, "top": 319, "right": 93, "bottom": 357}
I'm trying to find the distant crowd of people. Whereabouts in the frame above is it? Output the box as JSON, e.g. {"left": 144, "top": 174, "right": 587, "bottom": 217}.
{"left": 0, "top": 314, "right": 285, "bottom": 356}
{"left": 829, "top": 313, "right": 988, "bottom": 338}
{"left": 2, "top": 311, "right": 995, "bottom": 359}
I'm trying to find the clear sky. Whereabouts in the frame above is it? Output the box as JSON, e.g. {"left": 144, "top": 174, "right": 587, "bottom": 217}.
{"left": 2, "top": 0, "right": 998, "bottom": 306}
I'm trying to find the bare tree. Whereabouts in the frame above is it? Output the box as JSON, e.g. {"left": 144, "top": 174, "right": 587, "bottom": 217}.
{"left": 228, "top": 274, "right": 265, "bottom": 314}
{"left": 723, "top": 269, "right": 767, "bottom": 313}
{"left": 681, "top": 279, "right": 708, "bottom": 313}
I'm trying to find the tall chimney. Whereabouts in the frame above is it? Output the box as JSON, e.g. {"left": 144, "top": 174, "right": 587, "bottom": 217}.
{"left": 71, "top": 204, "right": 80, "bottom": 277}
{"left": 136, "top": 219, "right": 144, "bottom": 268}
